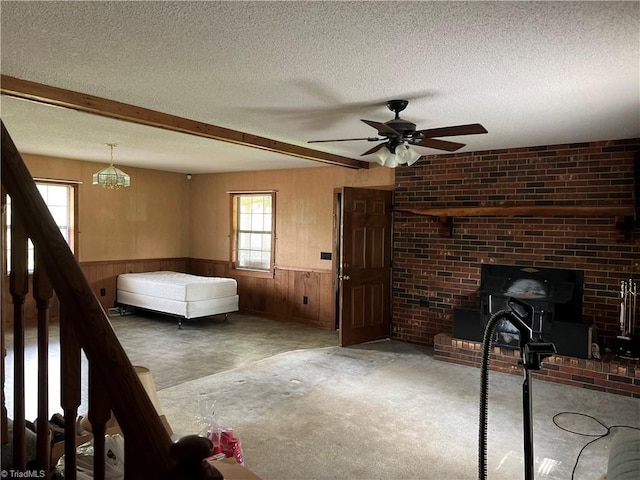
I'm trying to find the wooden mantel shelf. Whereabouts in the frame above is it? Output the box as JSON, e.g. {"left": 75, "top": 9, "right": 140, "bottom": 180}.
{"left": 396, "top": 205, "right": 635, "bottom": 218}
{"left": 395, "top": 205, "right": 636, "bottom": 240}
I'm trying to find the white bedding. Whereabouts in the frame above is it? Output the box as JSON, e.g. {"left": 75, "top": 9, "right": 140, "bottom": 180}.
{"left": 116, "top": 271, "right": 239, "bottom": 321}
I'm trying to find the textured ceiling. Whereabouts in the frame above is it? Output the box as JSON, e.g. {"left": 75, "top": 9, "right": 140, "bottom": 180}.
{"left": 1, "top": 1, "right": 638, "bottom": 174}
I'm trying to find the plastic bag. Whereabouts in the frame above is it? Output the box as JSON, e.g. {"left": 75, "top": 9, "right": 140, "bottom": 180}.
{"left": 197, "top": 397, "right": 244, "bottom": 465}
{"left": 56, "top": 434, "right": 125, "bottom": 479}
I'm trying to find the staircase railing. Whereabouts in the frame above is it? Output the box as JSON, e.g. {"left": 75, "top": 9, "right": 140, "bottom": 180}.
{"left": 1, "top": 121, "right": 221, "bottom": 479}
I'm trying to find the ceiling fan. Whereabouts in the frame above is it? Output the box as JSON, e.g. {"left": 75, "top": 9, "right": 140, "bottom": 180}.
{"left": 308, "top": 99, "right": 487, "bottom": 166}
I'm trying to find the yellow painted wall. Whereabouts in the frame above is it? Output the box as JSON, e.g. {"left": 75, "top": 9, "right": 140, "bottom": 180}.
{"left": 22, "top": 154, "right": 190, "bottom": 262}
{"left": 188, "top": 164, "right": 395, "bottom": 271}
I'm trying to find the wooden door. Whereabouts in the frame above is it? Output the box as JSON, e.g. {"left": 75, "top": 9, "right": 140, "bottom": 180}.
{"left": 339, "top": 187, "right": 392, "bottom": 347}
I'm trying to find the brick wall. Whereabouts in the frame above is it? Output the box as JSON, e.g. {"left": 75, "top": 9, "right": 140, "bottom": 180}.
{"left": 392, "top": 138, "right": 640, "bottom": 349}
{"left": 434, "top": 333, "right": 639, "bottom": 397}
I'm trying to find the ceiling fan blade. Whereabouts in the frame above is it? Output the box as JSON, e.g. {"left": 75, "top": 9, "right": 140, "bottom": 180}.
{"left": 244, "top": 88, "right": 436, "bottom": 116}
{"left": 416, "top": 138, "right": 466, "bottom": 152}
{"left": 360, "top": 143, "right": 387, "bottom": 156}
{"left": 418, "top": 123, "right": 488, "bottom": 138}
{"left": 308, "top": 137, "right": 381, "bottom": 143}
{"left": 361, "top": 119, "right": 400, "bottom": 137}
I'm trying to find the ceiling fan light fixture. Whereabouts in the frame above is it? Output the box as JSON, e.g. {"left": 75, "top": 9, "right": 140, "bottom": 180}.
{"left": 373, "top": 145, "right": 393, "bottom": 167}
{"left": 386, "top": 153, "right": 400, "bottom": 168}
{"left": 395, "top": 144, "right": 421, "bottom": 166}
{"left": 373, "top": 144, "right": 421, "bottom": 168}
{"left": 93, "top": 143, "right": 130, "bottom": 189}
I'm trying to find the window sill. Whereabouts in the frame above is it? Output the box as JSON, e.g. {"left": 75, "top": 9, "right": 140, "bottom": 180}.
{"left": 231, "top": 267, "right": 274, "bottom": 279}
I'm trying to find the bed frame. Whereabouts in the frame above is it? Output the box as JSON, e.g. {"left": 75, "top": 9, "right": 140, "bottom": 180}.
{"left": 116, "top": 271, "right": 239, "bottom": 328}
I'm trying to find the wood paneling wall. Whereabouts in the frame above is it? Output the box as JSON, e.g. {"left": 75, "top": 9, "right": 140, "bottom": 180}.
{"left": 21, "top": 154, "right": 190, "bottom": 263}
{"left": 189, "top": 258, "right": 335, "bottom": 329}
{"left": 6, "top": 155, "right": 393, "bottom": 329}
{"left": 238, "top": 269, "right": 334, "bottom": 329}
{"left": 184, "top": 166, "right": 393, "bottom": 330}
{"left": 3, "top": 258, "right": 189, "bottom": 324}
{"left": 188, "top": 165, "right": 394, "bottom": 271}
{"left": 81, "top": 258, "right": 189, "bottom": 313}
{"left": 4, "top": 153, "right": 190, "bottom": 325}
{"left": 4, "top": 257, "right": 335, "bottom": 329}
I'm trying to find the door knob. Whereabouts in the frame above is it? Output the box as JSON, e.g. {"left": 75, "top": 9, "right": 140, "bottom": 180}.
{"left": 340, "top": 275, "right": 350, "bottom": 281}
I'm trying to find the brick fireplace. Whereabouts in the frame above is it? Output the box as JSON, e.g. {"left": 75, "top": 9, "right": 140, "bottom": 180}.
{"left": 391, "top": 138, "right": 640, "bottom": 393}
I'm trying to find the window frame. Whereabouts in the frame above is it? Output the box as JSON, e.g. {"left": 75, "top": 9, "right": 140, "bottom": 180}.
{"left": 230, "top": 191, "right": 276, "bottom": 278}
{"left": 6, "top": 179, "right": 78, "bottom": 274}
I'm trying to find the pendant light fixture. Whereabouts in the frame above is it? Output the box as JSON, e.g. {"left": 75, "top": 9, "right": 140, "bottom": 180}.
{"left": 92, "top": 143, "right": 130, "bottom": 189}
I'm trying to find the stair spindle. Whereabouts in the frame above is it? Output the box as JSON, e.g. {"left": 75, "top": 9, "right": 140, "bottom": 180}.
{"left": 60, "top": 305, "right": 81, "bottom": 480}
{"left": 34, "top": 254, "right": 53, "bottom": 472}
{"left": 10, "top": 203, "right": 28, "bottom": 470}
{"left": 87, "top": 361, "right": 112, "bottom": 480}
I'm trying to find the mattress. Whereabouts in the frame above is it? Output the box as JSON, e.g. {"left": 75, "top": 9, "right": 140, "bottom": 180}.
{"left": 117, "top": 271, "right": 237, "bottom": 301}
{"left": 117, "top": 290, "right": 239, "bottom": 319}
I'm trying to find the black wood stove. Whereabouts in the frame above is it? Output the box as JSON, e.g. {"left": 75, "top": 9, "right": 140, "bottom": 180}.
{"left": 478, "top": 264, "right": 590, "bottom": 357}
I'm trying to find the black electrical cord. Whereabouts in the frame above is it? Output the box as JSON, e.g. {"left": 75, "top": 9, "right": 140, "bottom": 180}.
{"left": 552, "top": 411, "right": 640, "bottom": 480}
{"left": 478, "top": 309, "right": 512, "bottom": 480}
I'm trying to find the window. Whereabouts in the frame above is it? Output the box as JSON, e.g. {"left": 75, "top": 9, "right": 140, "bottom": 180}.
{"left": 231, "top": 192, "right": 275, "bottom": 273}
{"left": 6, "top": 181, "right": 76, "bottom": 273}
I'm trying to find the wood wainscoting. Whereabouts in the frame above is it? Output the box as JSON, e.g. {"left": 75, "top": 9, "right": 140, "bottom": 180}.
{"left": 80, "top": 258, "right": 188, "bottom": 316}
{"left": 4, "top": 258, "right": 188, "bottom": 326}
{"left": 6, "top": 258, "right": 336, "bottom": 329}
{"left": 80, "top": 258, "right": 189, "bottom": 314}
{"left": 189, "top": 258, "right": 335, "bottom": 330}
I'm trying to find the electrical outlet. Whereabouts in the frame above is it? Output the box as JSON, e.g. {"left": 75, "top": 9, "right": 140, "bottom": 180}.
{"left": 303, "top": 296, "right": 308, "bottom": 305}
{"left": 100, "top": 288, "right": 106, "bottom": 297}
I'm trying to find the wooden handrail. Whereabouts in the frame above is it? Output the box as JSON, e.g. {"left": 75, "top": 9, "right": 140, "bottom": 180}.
{"left": 0, "top": 187, "right": 7, "bottom": 447}
{"left": 1, "top": 120, "right": 218, "bottom": 477}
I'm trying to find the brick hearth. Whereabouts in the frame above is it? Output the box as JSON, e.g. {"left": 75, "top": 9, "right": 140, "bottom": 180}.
{"left": 434, "top": 333, "right": 640, "bottom": 398}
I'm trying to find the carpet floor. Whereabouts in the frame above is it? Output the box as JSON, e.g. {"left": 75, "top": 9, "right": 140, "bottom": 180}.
{"left": 159, "top": 339, "right": 640, "bottom": 480}
{"left": 5, "top": 313, "right": 639, "bottom": 479}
